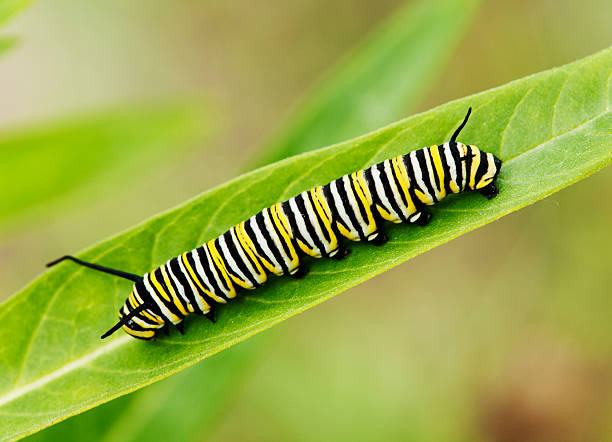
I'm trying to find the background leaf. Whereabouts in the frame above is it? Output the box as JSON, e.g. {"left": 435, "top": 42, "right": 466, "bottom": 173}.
{"left": 0, "top": 36, "right": 16, "bottom": 57}
{"left": 0, "top": 101, "right": 211, "bottom": 232}
{"left": 0, "top": 0, "right": 32, "bottom": 26}
{"left": 250, "top": 0, "right": 479, "bottom": 168}
{"left": 1, "top": 46, "right": 611, "bottom": 441}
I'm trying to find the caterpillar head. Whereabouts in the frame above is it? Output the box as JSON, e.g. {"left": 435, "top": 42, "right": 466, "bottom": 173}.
{"left": 450, "top": 108, "right": 502, "bottom": 199}
{"left": 458, "top": 143, "right": 502, "bottom": 198}
{"left": 101, "top": 285, "right": 163, "bottom": 340}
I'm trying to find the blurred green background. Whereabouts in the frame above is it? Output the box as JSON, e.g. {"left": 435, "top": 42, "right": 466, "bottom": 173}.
{"left": 1, "top": 0, "right": 611, "bottom": 440}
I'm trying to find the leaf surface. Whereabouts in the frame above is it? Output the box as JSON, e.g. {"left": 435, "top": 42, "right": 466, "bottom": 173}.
{"left": 2, "top": 47, "right": 611, "bottom": 441}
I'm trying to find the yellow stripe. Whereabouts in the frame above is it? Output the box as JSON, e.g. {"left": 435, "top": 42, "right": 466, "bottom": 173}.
{"left": 207, "top": 241, "right": 240, "bottom": 295}
{"left": 376, "top": 205, "right": 397, "bottom": 222}
{"left": 122, "top": 326, "right": 155, "bottom": 339}
{"left": 392, "top": 156, "right": 417, "bottom": 213}
{"left": 469, "top": 146, "right": 481, "bottom": 189}
{"left": 238, "top": 222, "right": 278, "bottom": 274}
{"left": 161, "top": 265, "right": 190, "bottom": 315}
{"left": 181, "top": 252, "right": 223, "bottom": 303}
{"left": 312, "top": 187, "right": 338, "bottom": 248}
{"left": 429, "top": 146, "right": 447, "bottom": 199}
{"left": 271, "top": 205, "right": 299, "bottom": 267}
{"left": 128, "top": 291, "right": 138, "bottom": 309}
{"left": 235, "top": 225, "right": 267, "bottom": 281}
{"left": 337, "top": 222, "right": 357, "bottom": 240}
{"left": 351, "top": 172, "right": 376, "bottom": 234}
{"left": 150, "top": 270, "right": 171, "bottom": 303}
{"left": 133, "top": 289, "right": 163, "bottom": 324}
{"left": 297, "top": 239, "right": 319, "bottom": 257}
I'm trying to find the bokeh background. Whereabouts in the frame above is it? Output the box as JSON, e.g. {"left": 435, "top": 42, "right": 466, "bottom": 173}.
{"left": 1, "top": 0, "right": 611, "bottom": 440}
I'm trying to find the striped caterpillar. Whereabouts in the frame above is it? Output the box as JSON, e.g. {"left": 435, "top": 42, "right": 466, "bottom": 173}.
{"left": 48, "top": 108, "right": 502, "bottom": 340}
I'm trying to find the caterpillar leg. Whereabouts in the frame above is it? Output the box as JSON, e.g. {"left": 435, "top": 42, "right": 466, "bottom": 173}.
{"left": 175, "top": 322, "right": 185, "bottom": 335}
{"left": 367, "top": 231, "right": 388, "bottom": 246}
{"left": 479, "top": 183, "right": 499, "bottom": 199}
{"left": 289, "top": 266, "right": 309, "bottom": 279}
{"left": 204, "top": 310, "right": 216, "bottom": 323}
{"left": 407, "top": 210, "right": 432, "bottom": 226}
{"left": 330, "top": 247, "right": 351, "bottom": 260}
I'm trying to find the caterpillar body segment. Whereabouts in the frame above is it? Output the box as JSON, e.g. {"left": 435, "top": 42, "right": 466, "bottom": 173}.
{"left": 47, "top": 109, "right": 503, "bottom": 340}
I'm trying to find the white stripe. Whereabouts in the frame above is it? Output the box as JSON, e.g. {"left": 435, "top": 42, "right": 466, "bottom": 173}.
{"left": 330, "top": 180, "right": 359, "bottom": 238}
{"left": 459, "top": 144, "right": 468, "bottom": 189}
{"left": 442, "top": 143, "right": 459, "bottom": 193}
{"left": 249, "top": 216, "right": 283, "bottom": 274}
{"left": 300, "top": 192, "right": 333, "bottom": 253}
{"left": 121, "top": 304, "right": 149, "bottom": 328}
{"left": 262, "top": 209, "right": 294, "bottom": 270}
{"left": 409, "top": 151, "right": 434, "bottom": 204}
{"left": 201, "top": 247, "right": 231, "bottom": 300}
{"left": 143, "top": 273, "right": 178, "bottom": 324}
{"left": 189, "top": 249, "right": 220, "bottom": 302}
{"left": 231, "top": 227, "right": 265, "bottom": 284}
{"left": 423, "top": 148, "right": 440, "bottom": 200}
{"left": 219, "top": 234, "right": 253, "bottom": 288}
{"left": 288, "top": 198, "right": 322, "bottom": 257}
{"left": 177, "top": 255, "right": 208, "bottom": 307}
{"left": 167, "top": 260, "right": 203, "bottom": 313}
{"left": 383, "top": 160, "right": 410, "bottom": 219}
{"left": 342, "top": 176, "right": 368, "bottom": 236}
{"left": 133, "top": 285, "right": 163, "bottom": 323}
{"left": 370, "top": 165, "right": 402, "bottom": 222}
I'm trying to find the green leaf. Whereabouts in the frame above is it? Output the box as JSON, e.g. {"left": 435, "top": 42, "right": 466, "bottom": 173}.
{"left": 0, "top": 35, "right": 17, "bottom": 57}
{"left": 0, "top": 0, "right": 32, "bottom": 26}
{"left": 23, "top": 336, "right": 264, "bottom": 442}
{"left": 0, "top": 101, "right": 211, "bottom": 231}
{"left": 2, "top": 47, "right": 611, "bottom": 441}
{"left": 250, "top": 0, "right": 479, "bottom": 168}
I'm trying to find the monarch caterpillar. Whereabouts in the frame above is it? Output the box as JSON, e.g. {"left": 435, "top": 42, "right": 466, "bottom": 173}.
{"left": 47, "top": 108, "right": 502, "bottom": 340}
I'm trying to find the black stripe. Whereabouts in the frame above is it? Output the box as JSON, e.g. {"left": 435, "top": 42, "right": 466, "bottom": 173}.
{"left": 220, "top": 232, "right": 259, "bottom": 287}
{"left": 283, "top": 199, "right": 326, "bottom": 256}
{"left": 437, "top": 145, "right": 453, "bottom": 195}
{"left": 448, "top": 143, "right": 464, "bottom": 191}
{"left": 134, "top": 279, "right": 170, "bottom": 324}
{"left": 386, "top": 160, "right": 410, "bottom": 209}
{"left": 255, "top": 211, "right": 289, "bottom": 274}
{"left": 264, "top": 208, "right": 294, "bottom": 260}
{"left": 206, "top": 243, "right": 233, "bottom": 293}
{"left": 190, "top": 247, "right": 228, "bottom": 302}
{"left": 424, "top": 148, "right": 442, "bottom": 200}
{"left": 333, "top": 177, "right": 364, "bottom": 240}
{"left": 371, "top": 163, "right": 405, "bottom": 221}
{"left": 160, "top": 263, "right": 191, "bottom": 314}
{"left": 152, "top": 267, "right": 184, "bottom": 318}
{"left": 403, "top": 155, "right": 429, "bottom": 212}
{"left": 231, "top": 226, "right": 262, "bottom": 275}
{"left": 168, "top": 257, "right": 207, "bottom": 314}
{"left": 244, "top": 216, "right": 279, "bottom": 271}
{"left": 124, "top": 300, "right": 158, "bottom": 326}
{"left": 475, "top": 151, "right": 489, "bottom": 186}
{"left": 414, "top": 149, "right": 439, "bottom": 203}
{"left": 295, "top": 194, "right": 328, "bottom": 252}
{"left": 464, "top": 146, "right": 474, "bottom": 188}
{"left": 305, "top": 191, "right": 333, "bottom": 244}
{"left": 347, "top": 174, "right": 370, "bottom": 226}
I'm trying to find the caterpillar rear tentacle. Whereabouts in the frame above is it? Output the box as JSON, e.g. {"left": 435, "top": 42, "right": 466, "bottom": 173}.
{"left": 47, "top": 108, "right": 503, "bottom": 340}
